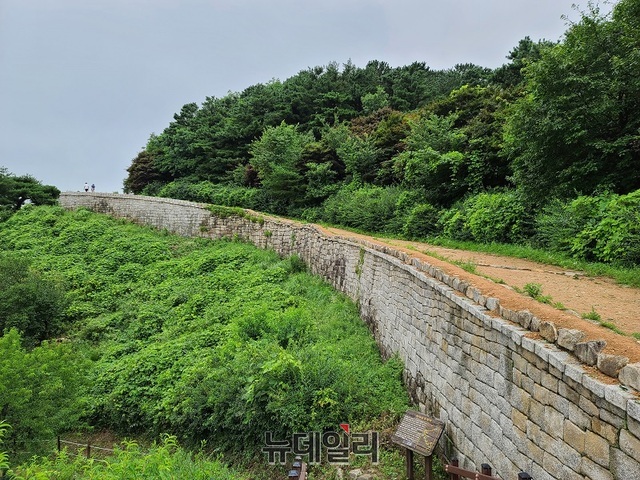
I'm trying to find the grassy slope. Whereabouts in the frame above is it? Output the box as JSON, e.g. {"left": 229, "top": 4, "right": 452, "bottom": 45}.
{"left": 0, "top": 205, "right": 412, "bottom": 479}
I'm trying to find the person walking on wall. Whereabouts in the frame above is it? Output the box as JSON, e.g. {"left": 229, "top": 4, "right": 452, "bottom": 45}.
{"left": 84, "top": 182, "right": 89, "bottom": 192}
{"left": 91, "top": 183, "right": 95, "bottom": 192}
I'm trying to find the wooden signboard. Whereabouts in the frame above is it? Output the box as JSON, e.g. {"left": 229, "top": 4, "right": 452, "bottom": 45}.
{"left": 392, "top": 410, "right": 444, "bottom": 457}
{"left": 391, "top": 411, "right": 445, "bottom": 480}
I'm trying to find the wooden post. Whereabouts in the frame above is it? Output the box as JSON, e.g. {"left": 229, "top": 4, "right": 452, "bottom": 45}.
{"left": 57, "top": 436, "right": 61, "bottom": 453}
{"left": 86, "top": 442, "right": 91, "bottom": 459}
{"left": 449, "top": 459, "right": 459, "bottom": 480}
{"left": 406, "top": 448, "right": 414, "bottom": 480}
{"left": 424, "top": 454, "right": 433, "bottom": 480}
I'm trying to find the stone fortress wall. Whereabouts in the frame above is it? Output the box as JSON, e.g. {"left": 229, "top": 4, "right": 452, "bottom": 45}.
{"left": 59, "top": 192, "right": 640, "bottom": 480}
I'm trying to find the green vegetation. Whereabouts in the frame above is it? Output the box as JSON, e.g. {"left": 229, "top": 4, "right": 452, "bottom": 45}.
{"left": 206, "top": 204, "right": 265, "bottom": 224}
{"left": 123, "top": 0, "right": 640, "bottom": 274}
{"left": 0, "top": 329, "right": 89, "bottom": 461}
{"left": 0, "top": 422, "right": 10, "bottom": 472}
{"left": 581, "top": 308, "right": 603, "bottom": 323}
{"left": 0, "top": 206, "right": 409, "bottom": 477}
{"left": 0, "top": 168, "right": 59, "bottom": 221}
{"left": 11, "top": 435, "right": 244, "bottom": 480}
{"left": 514, "top": 283, "right": 565, "bottom": 310}
{"left": 454, "top": 260, "right": 478, "bottom": 275}
{"left": 580, "top": 308, "right": 633, "bottom": 338}
{"left": 600, "top": 321, "right": 626, "bottom": 336}
{"left": 0, "top": 254, "right": 68, "bottom": 347}
{"left": 5, "top": 0, "right": 640, "bottom": 475}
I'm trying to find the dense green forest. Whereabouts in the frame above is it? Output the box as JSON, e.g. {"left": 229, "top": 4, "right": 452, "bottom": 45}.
{"left": 125, "top": 0, "right": 640, "bottom": 267}
{"left": 0, "top": 206, "right": 411, "bottom": 478}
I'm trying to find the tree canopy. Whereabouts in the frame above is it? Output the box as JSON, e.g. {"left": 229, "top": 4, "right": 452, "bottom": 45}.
{"left": 123, "top": 0, "right": 640, "bottom": 265}
{"left": 0, "top": 168, "right": 60, "bottom": 220}
{"left": 506, "top": 0, "right": 640, "bottom": 205}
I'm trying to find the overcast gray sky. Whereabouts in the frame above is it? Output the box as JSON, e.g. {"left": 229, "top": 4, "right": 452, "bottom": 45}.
{"left": 0, "top": 0, "right": 614, "bottom": 194}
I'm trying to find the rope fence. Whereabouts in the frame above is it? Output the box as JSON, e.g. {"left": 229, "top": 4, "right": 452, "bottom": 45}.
{"left": 57, "top": 437, "right": 117, "bottom": 459}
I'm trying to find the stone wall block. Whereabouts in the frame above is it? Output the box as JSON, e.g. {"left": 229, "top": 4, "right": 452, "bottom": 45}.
{"left": 597, "top": 353, "right": 629, "bottom": 378}
{"left": 557, "top": 328, "right": 586, "bottom": 352}
{"left": 610, "top": 447, "right": 640, "bottom": 479}
{"left": 521, "top": 336, "right": 536, "bottom": 354}
{"left": 628, "top": 399, "right": 640, "bottom": 428}
{"left": 575, "top": 340, "right": 607, "bottom": 366}
{"left": 539, "top": 321, "right": 558, "bottom": 343}
{"left": 581, "top": 457, "right": 614, "bottom": 480}
{"left": 582, "top": 374, "right": 606, "bottom": 398}
{"left": 484, "top": 297, "right": 500, "bottom": 311}
{"left": 529, "top": 315, "right": 541, "bottom": 332}
{"left": 514, "top": 310, "right": 532, "bottom": 329}
{"left": 500, "top": 306, "right": 517, "bottom": 323}
{"left": 465, "top": 286, "right": 478, "bottom": 301}
{"left": 619, "top": 363, "right": 640, "bottom": 392}
{"left": 591, "top": 417, "right": 618, "bottom": 446}
{"left": 584, "top": 432, "right": 610, "bottom": 468}
{"left": 603, "top": 383, "right": 634, "bottom": 412}
{"left": 548, "top": 349, "right": 570, "bottom": 374}
{"left": 563, "top": 419, "right": 585, "bottom": 454}
{"left": 564, "top": 362, "right": 585, "bottom": 384}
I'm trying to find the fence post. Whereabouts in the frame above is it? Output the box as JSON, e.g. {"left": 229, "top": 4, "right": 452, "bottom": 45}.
{"left": 449, "top": 458, "right": 459, "bottom": 480}
{"left": 86, "top": 442, "right": 91, "bottom": 459}
{"left": 57, "top": 436, "right": 61, "bottom": 453}
{"left": 481, "top": 463, "right": 492, "bottom": 476}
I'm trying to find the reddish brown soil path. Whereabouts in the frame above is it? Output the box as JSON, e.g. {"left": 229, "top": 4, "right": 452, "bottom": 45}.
{"left": 317, "top": 226, "right": 640, "bottom": 364}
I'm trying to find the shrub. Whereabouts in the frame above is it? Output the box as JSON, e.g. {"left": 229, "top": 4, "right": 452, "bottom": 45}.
{"left": 534, "top": 196, "right": 604, "bottom": 255}
{"left": 402, "top": 203, "right": 442, "bottom": 239}
{"left": 0, "top": 253, "right": 68, "bottom": 347}
{"left": 158, "top": 181, "right": 268, "bottom": 210}
{"left": 574, "top": 191, "right": 640, "bottom": 265}
{"left": 321, "top": 184, "right": 406, "bottom": 233}
{"left": 535, "top": 190, "right": 640, "bottom": 266}
{"left": 440, "top": 191, "right": 528, "bottom": 243}
{"left": 0, "top": 329, "right": 89, "bottom": 462}
{"left": 1, "top": 205, "right": 410, "bottom": 461}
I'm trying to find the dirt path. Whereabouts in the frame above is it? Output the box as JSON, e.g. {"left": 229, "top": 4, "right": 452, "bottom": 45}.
{"left": 318, "top": 226, "right": 640, "bottom": 364}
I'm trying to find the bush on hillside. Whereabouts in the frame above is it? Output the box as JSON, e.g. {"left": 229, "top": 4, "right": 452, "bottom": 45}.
{"left": 158, "top": 180, "right": 268, "bottom": 210}
{"left": 320, "top": 184, "right": 407, "bottom": 233}
{"left": 0, "top": 329, "right": 89, "bottom": 461}
{"left": 534, "top": 195, "right": 605, "bottom": 255}
{"left": 537, "top": 191, "right": 640, "bottom": 266}
{"left": 440, "top": 191, "right": 528, "bottom": 243}
{"left": 583, "top": 191, "right": 640, "bottom": 265}
{"left": 402, "top": 203, "right": 442, "bottom": 239}
{"left": 0, "top": 253, "right": 68, "bottom": 347}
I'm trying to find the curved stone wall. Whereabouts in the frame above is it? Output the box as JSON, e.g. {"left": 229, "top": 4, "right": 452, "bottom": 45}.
{"left": 59, "top": 192, "right": 640, "bottom": 480}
